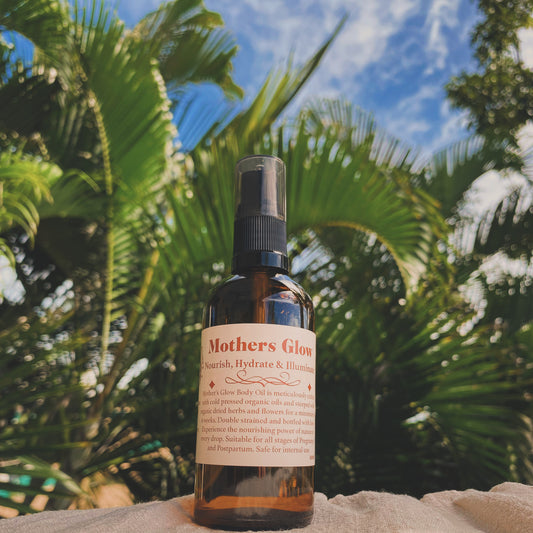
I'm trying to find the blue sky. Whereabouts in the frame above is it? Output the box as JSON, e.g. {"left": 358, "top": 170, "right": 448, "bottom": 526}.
{"left": 113, "top": 0, "right": 487, "bottom": 155}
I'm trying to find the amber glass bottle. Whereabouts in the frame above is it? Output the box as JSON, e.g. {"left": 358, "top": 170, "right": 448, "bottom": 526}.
{"left": 194, "top": 155, "right": 315, "bottom": 530}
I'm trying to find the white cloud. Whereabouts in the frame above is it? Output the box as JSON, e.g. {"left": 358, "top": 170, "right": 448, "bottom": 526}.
{"left": 119, "top": 0, "right": 475, "bottom": 152}
{"left": 207, "top": 0, "right": 423, "bottom": 92}
{"left": 397, "top": 84, "right": 440, "bottom": 113}
{"left": 377, "top": 84, "right": 437, "bottom": 145}
{"left": 518, "top": 121, "right": 533, "bottom": 157}
{"left": 327, "top": 0, "right": 422, "bottom": 74}
{"left": 462, "top": 170, "right": 529, "bottom": 218}
{"left": 374, "top": 88, "right": 471, "bottom": 156}
{"left": 428, "top": 100, "right": 470, "bottom": 152}
{"left": 0, "top": 257, "right": 24, "bottom": 304}
{"left": 517, "top": 30, "right": 533, "bottom": 155}
{"left": 424, "top": 0, "right": 461, "bottom": 73}
{"left": 518, "top": 28, "right": 533, "bottom": 69}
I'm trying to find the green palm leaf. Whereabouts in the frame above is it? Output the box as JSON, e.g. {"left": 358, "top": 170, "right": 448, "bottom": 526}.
{"left": 0, "top": 456, "right": 82, "bottom": 514}
{"left": 0, "top": 310, "right": 88, "bottom": 513}
{"left": 474, "top": 186, "right": 533, "bottom": 258}
{"left": 0, "top": 0, "right": 73, "bottom": 81}
{"left": 455, "top": 183, "right": 533, "bottom": 332}
{"left": 134, "top": 0, "right": 242, "bottom": 101}
{"left": 282, "top": 119, "right": 435, "bottom": 289}
{"left": 61, "top": 0, "right": 175, "bottom": 372}
{"left": 422, "top": 136, "right": 495, "bottom": 218}
{"left": 0, "top": 70, "right": 61, "bottom": 138}
{"left": 407, "top": 308, "right": 533, "bottom": 488}
{"left": 225, "top": 16, "right": 347, "bottom": 146}
{"left": 0, "top": 152, "right": 56, "bottom": 268}
{"left": 296, "top": 225, "right": 533, "bottom": 494}
{"left": 164, "top": 100, "right": 441, "bottom": 291}
{"left": 73, "top": 1, "right": 174, "bottom": 204}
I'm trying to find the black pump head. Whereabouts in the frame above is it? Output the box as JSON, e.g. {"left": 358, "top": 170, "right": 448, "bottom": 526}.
{"left": 232, "top": 155, "right": 288, "bottom": 273}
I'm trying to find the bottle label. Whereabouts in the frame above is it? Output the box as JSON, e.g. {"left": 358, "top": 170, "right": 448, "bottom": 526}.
{"left": 196, "top": 323, "right": 316, "bottom": 467}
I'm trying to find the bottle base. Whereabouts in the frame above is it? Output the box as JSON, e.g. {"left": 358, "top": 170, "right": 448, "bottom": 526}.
{"left": 194, "top": 507, "right": 313, "bottom": 531}
{"left": 194, "top": 493, "right": 314, "bottom": 530}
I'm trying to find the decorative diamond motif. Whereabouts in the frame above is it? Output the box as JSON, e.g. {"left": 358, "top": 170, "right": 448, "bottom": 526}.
{"left": 209, "top": 381, "right": 215, "bottom": 389}
{"left": 308, "top": 384, "right": 312, "bottom": 391}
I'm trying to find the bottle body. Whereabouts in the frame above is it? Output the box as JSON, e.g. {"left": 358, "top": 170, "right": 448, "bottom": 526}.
{"left": 194, "top": 269, "right": 315, "bottom": 530}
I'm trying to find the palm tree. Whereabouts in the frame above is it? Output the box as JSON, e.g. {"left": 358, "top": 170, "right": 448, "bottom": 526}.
{"left": 1, "top": 0, "right": 531, "bottom": 516}
{"left": 298, "top": 106, "right": 533, "bottom": 495}
{"left": 0, "top": 0, "right": 242, "bottom": 512}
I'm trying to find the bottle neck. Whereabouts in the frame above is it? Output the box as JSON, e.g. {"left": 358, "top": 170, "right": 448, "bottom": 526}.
{"left": 231, "top": 251, "right": 289, "bottom": 274}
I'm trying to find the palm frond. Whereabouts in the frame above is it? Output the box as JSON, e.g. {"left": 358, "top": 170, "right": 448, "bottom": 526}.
{"left": 67, "top": 0, "right": 176, "bottom": 373}
{"left": 297, "top": 228, "right": 533, "bottom": 494}
{"left": 474, "top": 185, "right": 533, "bottom": 258}
{"left": 0, "top": 310, "right": 88, "bottom": 512}
{"left": 0, "top": 59, "right": 103, "bottom": 177}
{"left": 134, "top": 0, "right": 242, "bottom": 101}
{"left": 422, "top": 136, "right": 496, "bottom": 218}
{"left": 73, "top": 0, "right": 175, "bottom": 206}
{"left": 407, "top": 306, "right": 533, "bottom": 488}
{"left": 161, "top": 99, "right": 442, "bottom": 291}
{"left": 0, "top": 0, "right": 74, "bottom": 83}
{"left": 281, "top": 116, "right": 439, "bottom": 290}
{"left": 225, "top": 15, "right": 347, "bottom": 147}
{"left": 43, "top": 95, "right": 103, "bottom": 174}
{"left": 0, "top": 152, "right": 55, "bottom": 267}
{"left": 302, "top": 98, "right": 420, "bottom": 170}
{"left": 0, "top": 68, "right": 61, "bottom": 138}
{"left": 172, "top": 14, "right": 347, "bottom": 151}
{"left": 79, "top": 427, "right": 192, "bottom": 502}
{"left": 453, "top": 183, "right": 533, "bottom": 331}
{"left": 0, "top": 456, "right": 82, "bottom": 515}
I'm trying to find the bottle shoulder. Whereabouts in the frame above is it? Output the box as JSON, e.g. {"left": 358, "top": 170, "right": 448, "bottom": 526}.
{"left": 208, "top": 272, "right": 312, "bottom": 305}
{"left": 204, "top": 271, "right": 314, "bottom": 330}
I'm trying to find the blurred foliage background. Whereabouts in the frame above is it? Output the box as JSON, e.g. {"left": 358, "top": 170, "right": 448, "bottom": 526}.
{"left": 0, "top": 0, "right": 532, "bottom": 516}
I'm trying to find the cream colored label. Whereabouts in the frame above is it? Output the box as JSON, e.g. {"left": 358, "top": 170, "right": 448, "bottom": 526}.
{"left": 196, "top": 323, "right": 316, "bottom": 467}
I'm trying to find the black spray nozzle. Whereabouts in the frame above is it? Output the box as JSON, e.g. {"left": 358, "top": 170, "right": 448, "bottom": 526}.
{"left": 234, "top": 156, "right": 285, "bottom": 220}
{"left": 232, "top": 155, "right": 288, "bottom": 272}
